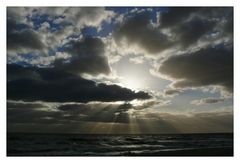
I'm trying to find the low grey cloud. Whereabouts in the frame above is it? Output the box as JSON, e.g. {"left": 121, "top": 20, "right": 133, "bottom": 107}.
{"left": 7, "top": 101, "right": 58, "bottom": 124}
{"left": 7, "top": 101, "right": 132, "bottom": 124}
{"left": 164, "top": 89, "right": 182, "bottom": 96}
{"left": 7, "top": 64, "right": 151, "bottom": 103}
{"left": 7, "top": 99, "right": 165, "bottom": 126}
{"left": 141, "top": 111, "right": 233, "bottom": 133}
{"left": 191, "top": 98, "right": 225, "bottom": 105}
{"left": 159, "top": 46, "right": 233, "bottom": 93}
{"left": 7, "top": 100, "right": 233, "bottom": 134}
{"left": 7, "top": 101, "right": 47, "bottom": 109}
{"left": 57, "top": 102, "right": 131, "bottom": 124}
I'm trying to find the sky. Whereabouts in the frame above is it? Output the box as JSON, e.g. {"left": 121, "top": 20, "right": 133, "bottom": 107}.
{"left": 7, "top": 7, "right": 233, "bottom": 134}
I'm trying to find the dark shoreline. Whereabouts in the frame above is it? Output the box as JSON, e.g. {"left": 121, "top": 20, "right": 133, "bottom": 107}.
{"left": 8, "top": 147, "right": 233, "bottom": 157}
{"left": 7, "top": 133, "right": 233, "bottom": 157}
{"left": 127, "top": 147, "right": 233, "bottom": 156}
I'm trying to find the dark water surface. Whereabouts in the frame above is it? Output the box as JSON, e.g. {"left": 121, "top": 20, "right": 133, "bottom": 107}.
{"left": 7, "top": 133, "right": 233, "bottom": 156}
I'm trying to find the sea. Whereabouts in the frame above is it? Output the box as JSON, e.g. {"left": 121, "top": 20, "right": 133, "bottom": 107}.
{"left": 7, "top": 133, "right": 233, "bottom": 156}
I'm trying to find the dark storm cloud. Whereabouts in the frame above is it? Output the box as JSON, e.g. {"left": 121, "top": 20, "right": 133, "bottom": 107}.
{"left": 160, "top": 7, "right": 232, "bottom": 29}
{"left": 7, "top": 64, "right": 151, "bottom": 102}
{"left": 7, "top": 16, "right": 111, "bottom": 75}
{"left": 198, "top": 7, "right": 233, "bottom": 22}
{"left": 173, "top": 17, "right": 216, "bottom": 47}
{"left": 7, "top": 8, "right": 112, "bottom": 76}
{"left": 159, "top": 46, "right": 233, "bottom": 92}
{"left": 224, "top": 17, "right": 233, "bottom": 35}
{"left": 160, "top": 7, "right": 232, "bottom": 49}
{"left": 113, "top": 7, "right": 232, "bottom": 56}
{"left": 113, "top": 12, "right": 172, "bottom": 54}
{"left": 160, "top": 7, "right": 198, "bottom": 28}
{"left": 55, "top": 37, "right": 111, "bottom": 75}
{"left": 7, "top": 23, "right": 45, "bottom": 52}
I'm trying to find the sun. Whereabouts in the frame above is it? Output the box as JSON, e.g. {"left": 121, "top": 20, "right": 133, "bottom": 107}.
{"left": 120, "top": 75, "right": 144, "bottom": 90}
{"left": 113, "top": 58, "right": 150, "bottom": 91}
